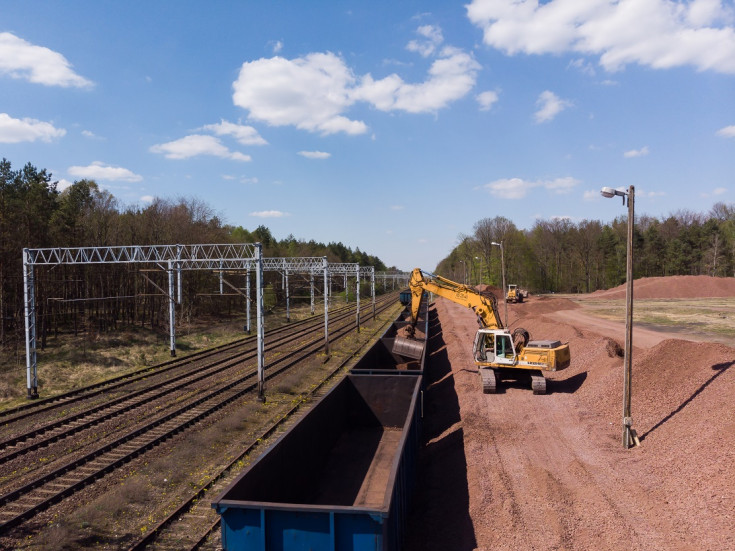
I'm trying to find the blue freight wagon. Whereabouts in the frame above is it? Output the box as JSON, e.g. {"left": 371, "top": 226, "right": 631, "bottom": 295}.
{"left": 212, "top": 374, "right": 422, "bottom": 551}
{"left": 352, "top": 293, "right": 430, "bottom": 376}
{"left": 398, "top": 289, "right": 413, "bottom": 306}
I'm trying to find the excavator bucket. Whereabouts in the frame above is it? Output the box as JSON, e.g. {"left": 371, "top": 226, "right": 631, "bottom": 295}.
{"left": 389, "top": 336, "right": 425, "bottom": 360}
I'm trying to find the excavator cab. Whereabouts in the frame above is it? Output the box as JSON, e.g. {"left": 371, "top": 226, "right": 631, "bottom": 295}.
{"left": 472, "top": 329, "right": 516, "bottom": 366}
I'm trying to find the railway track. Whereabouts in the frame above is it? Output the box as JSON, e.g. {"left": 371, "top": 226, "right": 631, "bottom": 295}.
{"left": 128, "top": 300, "right": 400, "bottom": 551}
{"left": 0, "top": 293, "right": 400, "bottom": 543}
{"left": 0, "top": 302, "right": 366, "bottom": 464}
{"left": 0, "top": 301, "right": 362, "bottom": 427}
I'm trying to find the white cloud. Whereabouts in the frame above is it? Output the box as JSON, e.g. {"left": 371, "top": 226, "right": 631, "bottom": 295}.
{"left": 482, "top": 176, "right": 580, "bottom": 199}
{"left": 233, "top": 52, "right": 366, "bottom": 136}
{"left": 140, "top": 195, "right": 154, "bottom": 204}
{"left": 407, "top": 25, "right": 444, "bottom": 57}
{"left": 150, "top": 135, "right": 251, "bottom": 161}
{"left": 68, "top": 161, "right": 142, "bottom": 182}
{"left": 233, "top": 44, "right": 480, "bottom": 134}
{"left": 250, "top": 210, "right": 289, "bottom": 218}
{"left": 700, "top": 187, "right": 727, "bottom": 198}
{"left": 272, "top": 40, "right": 283, "bottom": 54}
{"left": 355, "top": 46, "right": 481, "bottom": 114}
{"left": 476, "top": 90, "right": 500, "bottom": 111}
{"left": 0, "top": 32, "right": 93, "bottom": 87}
{"left": 716, "top": 125, "right": 735, "bottom": 137}
{"left": 466, "top": 0, "right": 735, "bottom": 74}
{"left": 56, "top": 178, "right": 73, "bottom": 192}
{"left": 534, "top": 90, "right": 572, "bottom": 123}
{"left": 81, "top": 129, "right": 104, "bottom": 140}
{"left": 200, "top": 120, "right": 267, "bottom": 145}
{"left": 0, "top": 113, "right": 66, "bottom": 143}
{"left": 482, "top": 177, "right": 533, "bottom": 199}
{"left": 568, "top": 58, "right": 596, "bottom": 76}
{"left": 298, "top": 150, "right": 331, "bottom": 159}
{"left": 390, "top": 205, "right": 405, "bottom": 211}
{"left": 623, "top": 145, "right": 650, "bottom": 158}
{"left": 545, "top": 177, "right": 579, "bottom": 193}
{"left": 583, "top": 189, "right": 598, "bottom": 201}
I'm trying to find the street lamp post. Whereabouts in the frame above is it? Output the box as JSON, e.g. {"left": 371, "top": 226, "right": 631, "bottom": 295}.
{"left": 601, "top": 185, "right": 636, "bottom": 449}
{"left": 474, "top": 256, "right": 482, "bottom": 286}
{"left": 458, "top": 260, "right": 467, "bottom": 285}
{"left": 491, "top": 241, "right": 508, "bottom": 327}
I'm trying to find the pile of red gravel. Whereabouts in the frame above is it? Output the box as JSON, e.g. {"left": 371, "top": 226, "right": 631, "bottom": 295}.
{"left": 590, "top": 275, "right": 735, "bottom": 299}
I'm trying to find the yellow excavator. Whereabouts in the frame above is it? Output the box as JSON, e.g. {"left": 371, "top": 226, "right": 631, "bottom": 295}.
{"left": 401, "top": 268, "right": 570, "bottom": 394}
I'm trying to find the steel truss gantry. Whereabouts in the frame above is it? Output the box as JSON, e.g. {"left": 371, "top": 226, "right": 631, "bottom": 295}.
{"left": 217, "top": 257, "right": 331, "bottom": 353}
{"left": 22, "top": 245, "right": 377, "bottom": 401}
{"left": 375, "top": 271, "right": 410, "bottom": 290}
{"left": 22, "top": 244, "right": 266, "bottom": 400}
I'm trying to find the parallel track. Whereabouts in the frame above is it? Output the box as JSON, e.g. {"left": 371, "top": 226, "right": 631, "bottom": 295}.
{"left": 0, "top": 303, "right": 364, "bottom": 464}
{"left": 128, "top": 297, "right": 400, "bottom": 550}
{"left": 0, "top": 301, "right": 360, "bottom": 425}
{"left": 0, "top": 293, "right": 399, "bottom": 536}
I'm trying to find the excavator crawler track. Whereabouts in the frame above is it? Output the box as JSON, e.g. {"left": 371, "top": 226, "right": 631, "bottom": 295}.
{"left": 480, "top": 368, "right": 498, "bottom": 394}
{"left": 531, "top": 372, "right": 547, "bottom": 395}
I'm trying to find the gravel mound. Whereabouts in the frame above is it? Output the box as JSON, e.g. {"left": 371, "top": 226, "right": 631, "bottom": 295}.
{"left": 591, "top": 275, "right": 735, "bottom": 299}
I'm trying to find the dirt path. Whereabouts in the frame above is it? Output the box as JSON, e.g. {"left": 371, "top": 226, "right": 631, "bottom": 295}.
{"left": 548, "top": 309, "right": 692, "bottom": 348}
{"left": 405, "top": 298, "right": 734, "bottom": 551}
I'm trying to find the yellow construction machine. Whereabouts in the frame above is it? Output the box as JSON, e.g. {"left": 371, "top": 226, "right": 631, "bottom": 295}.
{"left": 402, "top": 268, "right": 570, "bottom": 394}
{"left": 506, "top": 284, "right": 526, "bottom": 303}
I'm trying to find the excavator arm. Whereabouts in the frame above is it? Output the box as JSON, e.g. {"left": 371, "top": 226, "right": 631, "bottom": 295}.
{"left": 408, "top": 268, "right": 502, "bottom": 333}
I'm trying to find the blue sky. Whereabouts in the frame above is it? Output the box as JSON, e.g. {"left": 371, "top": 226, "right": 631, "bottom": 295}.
{"left": 2, "top": 0, "right": 734, "bottom": 271}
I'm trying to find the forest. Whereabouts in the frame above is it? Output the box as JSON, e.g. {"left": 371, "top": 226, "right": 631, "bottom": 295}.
{"left": 0, "top": 159, "right": 389, "bottom": 349}
{"left": 436, "top": 205, "right": 735, "bottom": 294}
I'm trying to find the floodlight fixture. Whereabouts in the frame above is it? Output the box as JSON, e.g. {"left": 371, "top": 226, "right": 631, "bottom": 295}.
{"left": 601, "top": 186, "right": 628, "bottom": 204}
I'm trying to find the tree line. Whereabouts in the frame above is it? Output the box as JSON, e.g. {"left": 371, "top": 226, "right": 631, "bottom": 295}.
{"left": 436, "top": 206, "right": 735, "bottom": 294}
{"left": 0, "top": 159, "right": 390, "bottom": 348}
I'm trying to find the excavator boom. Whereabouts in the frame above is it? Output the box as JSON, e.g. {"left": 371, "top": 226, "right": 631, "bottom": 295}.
{"left": 409, "top": 268, "right": 502, "bottom": 333}
{"left": 400, "top": 267, "right": 571, "bottom": 395}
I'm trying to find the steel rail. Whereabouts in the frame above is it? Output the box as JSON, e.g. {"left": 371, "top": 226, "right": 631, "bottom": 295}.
{"left": 126, "top": 296, "right": 401, "bottom": 550}
{"left": 0, "top": 294, "right": 399, "bottom": 534}
{"left": 0, "top": 301, "right": 361, "bottom": 423}
{"left": 0, "top": 302, "right": 373, "bottom": 464}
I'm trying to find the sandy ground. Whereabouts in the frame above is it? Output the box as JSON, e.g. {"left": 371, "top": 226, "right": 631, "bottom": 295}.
{"left": 405, "top": 277, "right": 734, "bottom": 551}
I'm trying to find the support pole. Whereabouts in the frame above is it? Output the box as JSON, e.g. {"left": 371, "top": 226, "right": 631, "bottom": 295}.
{"left": 344, "top": 273, "right": 348, "bottom": 302}
{"left": 256, "top": 245, "right": 266, "bottom": 401}
{"left": 23, "top": 249, "right": 38, "bottom": 399}
{"left": 323, "top": 257, "right": 329, "bottom": 355}
{"left": 371, "top": 268, "right": 376, "bottom": 320}
{"left": 356, "top": 268, "right": 361, "bottom": 333}
{"left": 623, "top": 185, "right": 635, "bottom": 449}
{"left": 168, "top": 260, "right": 176, "bottom": 357}
{"left": 310, "top": 272, "right": 315, "bottom": 315}
{"left": 176, "top": 244, "right": 183, "bottom": 304}
{"left": 500, "top": 244, "right": 508, "bottom": 328}
{"left": 285, "top": 269, "right": 290, "bottom": 323}
{"left": 219, "top": 261, "right": 224, "bottom": 295}
{"left": 246, "top": 270, "right": 251, "bottom": 334}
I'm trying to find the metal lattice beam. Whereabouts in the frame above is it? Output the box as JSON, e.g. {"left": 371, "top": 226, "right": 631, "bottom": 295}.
{"left": 24, "top": 243, "right": 258, "bottom": 266}
{"left": 22, "top": 243, "right": 264, "bottom": 400}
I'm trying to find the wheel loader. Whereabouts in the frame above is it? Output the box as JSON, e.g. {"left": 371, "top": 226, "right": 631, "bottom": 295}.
{"left": 506, "top": 284, "right": 526, "bottom": 303}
